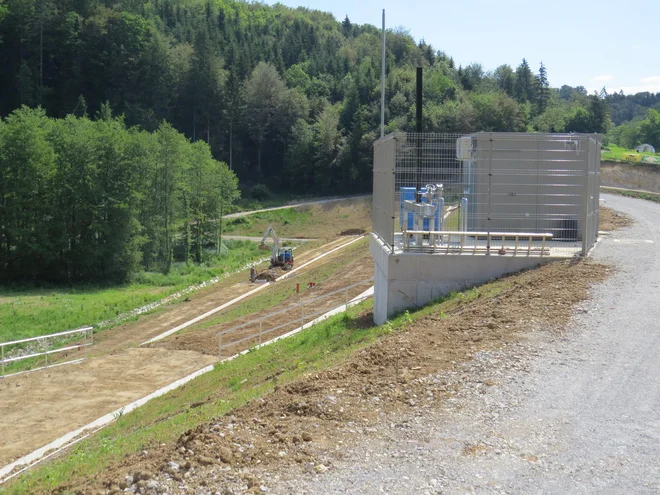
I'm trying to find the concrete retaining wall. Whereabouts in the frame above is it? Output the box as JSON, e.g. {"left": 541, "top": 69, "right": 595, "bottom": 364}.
{"left": 370, "top": 234, "right": 555, "bottom": 325}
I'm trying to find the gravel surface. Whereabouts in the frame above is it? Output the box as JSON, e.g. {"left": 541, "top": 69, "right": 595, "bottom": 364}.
{"left": 269, "top": 193, "right": 660, "bottom": 494}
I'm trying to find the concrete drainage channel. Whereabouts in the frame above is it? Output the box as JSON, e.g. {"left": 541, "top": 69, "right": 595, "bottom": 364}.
{"left": 0, "top": 236, "right": 369, "bottom": 484}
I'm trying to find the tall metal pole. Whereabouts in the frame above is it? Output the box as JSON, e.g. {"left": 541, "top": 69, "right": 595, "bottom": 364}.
{"left": 380, "top": 9, "right": 386, "bottom": 139}
{"left": 416, "top": 67, "right": 423, "bottom": 194}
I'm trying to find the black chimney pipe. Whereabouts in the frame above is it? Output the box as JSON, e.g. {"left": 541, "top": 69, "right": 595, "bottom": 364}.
{"left": 416, "top": 67, "right": 423, "bottom": 133}
{"left": 416, "top": 67, "right": 423, "bottom": 196}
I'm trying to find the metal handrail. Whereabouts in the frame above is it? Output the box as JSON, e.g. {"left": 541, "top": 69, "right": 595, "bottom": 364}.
{"left": 1, "top": 326, "right": 93, "bottom": 378}
{"left": 402, "top": 230, "right": 554, "bottom": 256}
{"left": 216, "top": 278, "right": 374, "bottom": 337}
{"left": 225, "top": 293, "right": 374, "bottom": 350}
{"left": 1, "top": 326, "right": 93, "bottom": 347}
{"left": 217, "top": 286, "right": 374, "bottom": 359}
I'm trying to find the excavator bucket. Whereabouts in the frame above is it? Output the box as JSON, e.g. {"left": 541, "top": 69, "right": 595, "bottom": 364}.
{"left": 259, "top": 243, "right": 270, "bottom": 251}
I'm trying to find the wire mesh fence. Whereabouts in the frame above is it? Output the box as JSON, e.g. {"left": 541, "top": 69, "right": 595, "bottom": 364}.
{"left": 216, "top": 279, "right": 373, "bottom": 360}
{"left": 373, "top": 132, "right": 602, "bottom": 257}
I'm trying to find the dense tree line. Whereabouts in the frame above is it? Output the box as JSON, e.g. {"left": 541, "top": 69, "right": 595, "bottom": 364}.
{"left": 609, "top": 109, "right": 660, "bottom": 150}
{"left": 600, "top": 90, "right": 660, "bottom": 149}
{"left": 0, "top": 106, "right": 238, "bottom": 283}
{"left": 605, "top": 91, "right": 660, "bottom": 127}
{"left": 0, "top": 0, "right": 611, "bottom": 198}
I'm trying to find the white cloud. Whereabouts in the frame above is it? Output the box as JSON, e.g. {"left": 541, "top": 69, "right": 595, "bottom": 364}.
{"left": 593, "top": 74, "right": 613, "bottom": 82}
{"left": 641, "top": 76, "right": 660, "bottom": 84}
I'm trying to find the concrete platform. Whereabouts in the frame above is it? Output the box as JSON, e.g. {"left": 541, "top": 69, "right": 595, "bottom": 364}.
{"left": 371, "top": 234, "right": 575, "bottom": 325}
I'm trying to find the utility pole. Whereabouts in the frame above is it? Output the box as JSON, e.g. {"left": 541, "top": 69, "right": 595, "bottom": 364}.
{"left": 380, "top": 9, "right": 386, "bottom": 139}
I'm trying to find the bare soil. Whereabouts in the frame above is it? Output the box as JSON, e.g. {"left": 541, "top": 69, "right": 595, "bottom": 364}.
{"left": 229, "top": 197, "right": 372, "bottom": 241}
{"left": 0, "top": 348, "right": 216, "bottom": 466}
{"left": 599, "top": 206, "right": 633, "bottom": 231}
{"left": 152, "top": 249, "right": 374, "bottom": 358}
{"left": 601, "top": 162, "right": 660, "bottom": 193}
{"left": 0, "top": 238, "right": 357, "bottom": 471}
{"left": 86, "top": 238, "right": 352, "bottom": 357}
{"left": 70, "top": 259, "right": 609, "bottom": 495}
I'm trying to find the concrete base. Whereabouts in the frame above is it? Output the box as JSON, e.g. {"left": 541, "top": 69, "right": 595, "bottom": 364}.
{"left": 370, "top": 234, "right": 564, "bottom": 325}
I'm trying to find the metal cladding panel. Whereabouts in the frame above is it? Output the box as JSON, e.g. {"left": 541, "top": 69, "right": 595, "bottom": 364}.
{"left": 372, "top": 136, "right": 396, "bottom": 249}
{"left": 471, "top": 133, "right": 592, "bottom": 239}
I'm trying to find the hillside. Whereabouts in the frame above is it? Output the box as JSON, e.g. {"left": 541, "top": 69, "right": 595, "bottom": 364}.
{"left": 1, "top": 0, "right": 609, "bottom": 197}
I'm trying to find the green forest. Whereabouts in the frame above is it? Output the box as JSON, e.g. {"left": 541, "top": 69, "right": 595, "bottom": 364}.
{"left": 0, "top": 107, "right": 238, "bottom": 282}
{"left": 1, "top": 0, "right": 659, "bottom": 283}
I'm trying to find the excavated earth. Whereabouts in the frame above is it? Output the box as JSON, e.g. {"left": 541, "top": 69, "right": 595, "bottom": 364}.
{"left": 152, "top": 252, "right": 374, "bottom": 358}
{"left": 64, "top": 258, "right": 609, "bottom": 495}
{"left": 0, "top": 238, "right": 362, "bottom": 469}
{"left": 598, "top": 205, "right": 632, "bottom": 232}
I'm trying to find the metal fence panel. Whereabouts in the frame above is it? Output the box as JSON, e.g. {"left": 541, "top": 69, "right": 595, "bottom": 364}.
{"left": 372, "top": 136, "right": 396, "bottom": 250}
{"left": 379, "top": 132, "right": 601, "bottom": 257}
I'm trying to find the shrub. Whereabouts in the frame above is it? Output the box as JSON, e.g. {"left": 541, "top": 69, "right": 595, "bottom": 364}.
{"left": 250, "top": 183, "right": 271, "bottom": 200}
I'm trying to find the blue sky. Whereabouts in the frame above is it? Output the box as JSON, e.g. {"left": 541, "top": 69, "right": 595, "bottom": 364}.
{"left": 265, "top": 0, "right": 659, "bottom": 95}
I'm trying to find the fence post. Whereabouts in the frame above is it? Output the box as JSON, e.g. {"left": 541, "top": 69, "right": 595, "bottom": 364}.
{"left": 1, "top": 345, "right": 4, "bottom": 378}
{"left": 486, "top": 133, "right": 493, "bottom": 254}
{"left": 43, "top": 338, "right": 48, "bottom": 370}
{"left": 582, "top": 141, "right": 593, "bottom": 256}
{"left": 301, "top": 301, "right": 305, "bottom": 325}
{"left": 345, "top": 288, "right": 349, "bottom": 308}
{"left": 259, "top": 320, "right": 263, "bottom": 345}
{"left": 218, "top": 334, "right": 222, "bottom": 361}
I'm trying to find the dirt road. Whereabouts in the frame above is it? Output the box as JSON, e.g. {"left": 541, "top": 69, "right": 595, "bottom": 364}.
{"left": 224, "top": 194, "right": 371, "bottom": 219}
{"left": 268, "top": 193, "right": 660, "bottom": 493}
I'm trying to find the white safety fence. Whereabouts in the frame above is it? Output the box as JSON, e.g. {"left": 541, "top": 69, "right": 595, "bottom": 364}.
{"left": 217, "top": 279, "right": 374, "bottom": 359}
{"left": 0, "top": 326, "right": 93, "bottom": 379}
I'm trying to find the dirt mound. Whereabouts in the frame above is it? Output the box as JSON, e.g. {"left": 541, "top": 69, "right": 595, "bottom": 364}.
{"left": 339, "top": 229, "right": 366, "bottom": 235}
{"left": 255, "top": 269, "right": 278, "bottom": 282}
{"left": 78, "top": 259, "right": 608, "bottom": 495}
{"left": 599, "top": 206, "right": 633, "bottom": 231}
{"left": 340, "top": 228, "right": 366, "bottom": 236}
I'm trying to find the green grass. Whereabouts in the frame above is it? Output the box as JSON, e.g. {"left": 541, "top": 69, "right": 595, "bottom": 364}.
{"left": 443, "top": 207, "right": 461, "bottom": 231}
{"left": 0, "top": 240, "right": 269, "bottom": 345}
{"left": 603, "top": 187, "right": 660, "bottom": 203}
{"left": 602, "top": 145, "right": 660, "bottom": 164}
{"left": 2, "top": 273, "right": 512, "bottom": 495}
{"left": 187, "top": 238, "right": 369, "bottom": 332}
{"left": 223, "top": 207, "right": 315, "bottom": 237}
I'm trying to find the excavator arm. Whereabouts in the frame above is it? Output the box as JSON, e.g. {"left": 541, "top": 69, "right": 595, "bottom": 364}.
{"left": 259, "top": 224, "right": 281, "bottom": 260}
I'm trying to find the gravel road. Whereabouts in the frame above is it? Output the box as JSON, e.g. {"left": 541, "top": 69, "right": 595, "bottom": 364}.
{"left": 272, "top": 193, "right": 660, "bottom": 494}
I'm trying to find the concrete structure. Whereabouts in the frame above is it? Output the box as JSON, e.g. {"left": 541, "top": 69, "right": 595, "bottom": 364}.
{"left": 370, "top": 234, "right": 558, "bottom": 324}
{"left": 371, "top": 132, "right": 601, "bottom": 325}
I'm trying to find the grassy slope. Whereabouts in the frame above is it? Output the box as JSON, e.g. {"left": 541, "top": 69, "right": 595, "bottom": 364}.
{"left": 190, "top": 238, "right": 369, "bottom": 332}
{"left": 0, "top": 241, "right": 268, "bottom": 343}
{"left": 602, "top": 145, "right": 660, "bottom": 163}
{"left": 223, "top": 199, "right": 372, "bottom": 239}
{"left": 3, "top": 278, "right": 505, "bottom": 495}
